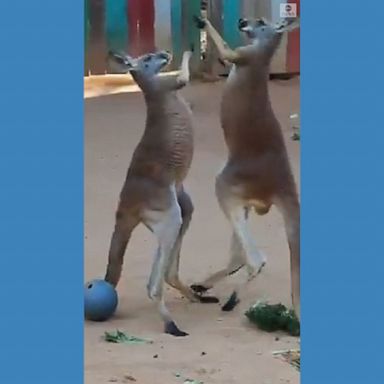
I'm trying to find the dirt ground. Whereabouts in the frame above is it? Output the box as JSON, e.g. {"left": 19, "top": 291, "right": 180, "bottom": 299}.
{"left": 84, "top": 78, "right": 300, "bottom": 384}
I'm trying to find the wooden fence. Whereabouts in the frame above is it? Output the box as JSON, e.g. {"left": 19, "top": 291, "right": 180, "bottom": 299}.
{"left": 84, "top": 0, "right": 300, "bottom": 76}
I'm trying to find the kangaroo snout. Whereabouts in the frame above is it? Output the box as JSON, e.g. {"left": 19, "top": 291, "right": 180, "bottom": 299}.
{"left": 156, "top": 50, "right": 172, "bottom": 65}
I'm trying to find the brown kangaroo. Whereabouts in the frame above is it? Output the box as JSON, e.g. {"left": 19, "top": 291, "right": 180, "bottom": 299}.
{"left": 105, "top": 50, "right": 218, "bottom": 337}
{"left": 191, "top": 16, "right": 301, "bottom": 320}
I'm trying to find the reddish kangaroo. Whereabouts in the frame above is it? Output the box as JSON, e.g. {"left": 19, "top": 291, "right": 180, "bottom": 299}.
{"left": 192, "top": 16, "right": 301, "bottom": 319}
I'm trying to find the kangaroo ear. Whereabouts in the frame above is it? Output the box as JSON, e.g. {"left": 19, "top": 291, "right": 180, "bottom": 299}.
{"left": 276, "top": 17, "right": 300, "bottom": 33}
{"left": 108, "top": 51, "right": 132, "bottom": 65}
{"left": 238, "top": 18, "right": 250, "bottom": 31}
{"left": 238, "top": 18, "right": 257, "bottom": 38}
{"left": 107, "top": 51, "right": 137, "bottom": 73}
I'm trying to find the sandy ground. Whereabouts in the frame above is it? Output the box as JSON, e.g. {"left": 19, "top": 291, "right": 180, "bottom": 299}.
{"left": 84, "top": 78, "right": 300, "bottom": 384}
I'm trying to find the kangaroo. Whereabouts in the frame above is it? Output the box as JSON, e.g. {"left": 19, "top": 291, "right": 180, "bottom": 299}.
{"left": 105, "top": 50, "right": 218, "bottom": 337}
{"left": 191, "top": 16, "right": 301, "bottom": 319}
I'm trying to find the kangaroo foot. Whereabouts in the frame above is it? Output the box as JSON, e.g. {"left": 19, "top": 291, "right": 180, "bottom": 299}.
{"left": 164, "top": 321, "right": 189, "bottom": 337}
{"left": 221, "top": 291, "right": 240, "bottom": 312}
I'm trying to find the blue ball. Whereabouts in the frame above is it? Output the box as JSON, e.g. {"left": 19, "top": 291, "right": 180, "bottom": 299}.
{"left": 84, "top": 279, "right": 118, "bottom": 321}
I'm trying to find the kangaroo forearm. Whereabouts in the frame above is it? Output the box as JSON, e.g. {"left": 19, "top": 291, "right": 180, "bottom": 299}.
{"left": 205, "top": 19, "right": 240, "bottom": 63}
{"left": 158, "top": 73, "right": 187, "bottom": 91}
{"left": 176, "top": 51, "right": 191, "bottom": 87}
{"left": 158, "top": 52, "right": 192, "bottom": 91}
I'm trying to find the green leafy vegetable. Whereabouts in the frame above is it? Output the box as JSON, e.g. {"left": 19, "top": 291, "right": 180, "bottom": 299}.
{"left": 291, "top": 132, "right": 300, "bottom": 141}
{"left": 173, "top": 373, "right": 204, "bottom": 384}
{"left": 245, "top": 301, "right": 300, "bottom": 336}
{"left": 103, "top": 330, "right": 152, "bottom": 345}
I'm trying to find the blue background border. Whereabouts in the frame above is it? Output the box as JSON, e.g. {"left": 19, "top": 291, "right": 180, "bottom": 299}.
{"left": 0, "top": 0, "right": 383, "bottom": 383}
{"left": 302, "top": 1, "right": 384, "bottom": 383}
{"left": 0, "top": 1, "right": 83, "bottom": 382}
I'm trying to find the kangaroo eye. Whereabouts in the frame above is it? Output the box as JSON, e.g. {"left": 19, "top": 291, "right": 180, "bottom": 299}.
{"left": 143, "top": 56, "right": 152, "bottom": 63}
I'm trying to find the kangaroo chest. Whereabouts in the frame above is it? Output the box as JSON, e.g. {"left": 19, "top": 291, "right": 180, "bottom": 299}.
{"left": 134, "top": 93, "right": 194, "bottom": 182}
{"left": 220, "top": 67, "right": 281, "bottom": 155}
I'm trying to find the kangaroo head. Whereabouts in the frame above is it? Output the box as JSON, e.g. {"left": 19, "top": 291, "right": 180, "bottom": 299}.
{"left": 108, "top": 50, "right": 172, "bottom": 91}
{"left": 238, "top": 17, "right": 300, "bottom": 60}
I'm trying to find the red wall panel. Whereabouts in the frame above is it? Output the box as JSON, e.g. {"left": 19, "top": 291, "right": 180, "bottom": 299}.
{"left": 286, "top": 0, "right": 300, "bottom": 73}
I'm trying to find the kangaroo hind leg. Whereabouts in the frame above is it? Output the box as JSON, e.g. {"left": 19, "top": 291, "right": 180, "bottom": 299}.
{"left": 274, "top": 193, "right": 300, "bottom": 320}
{"left": 190, "top": 207, "right": 251, "bottom": 295}
{"left": 143, "top": 187, "right": 188, "bottom": 337}
{"left": 105, "top": 209, "right": 140, "bottom": 287}
{"left": 165, "top": 188, "right": 219, "bottom": 304}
